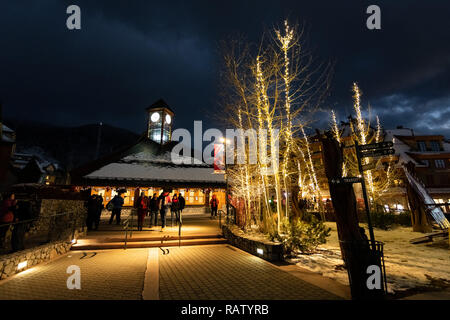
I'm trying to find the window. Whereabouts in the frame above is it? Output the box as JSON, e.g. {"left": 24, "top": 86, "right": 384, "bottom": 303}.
{"left": 417, "top": 141, "right": 427, "bottom": 151}
{"left": 422, "top": 160, "right": 429, "bottom": 167}
{"left": 430, "top": 140, "right": 441, "bottom": 152}
{"left": 435, "top": 159, "right": 445, "bottom": 169}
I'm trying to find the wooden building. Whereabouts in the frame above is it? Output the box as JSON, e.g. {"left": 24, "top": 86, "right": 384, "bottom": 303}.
{"left": 70, "top": 99, "right": 226, "bottom": 209}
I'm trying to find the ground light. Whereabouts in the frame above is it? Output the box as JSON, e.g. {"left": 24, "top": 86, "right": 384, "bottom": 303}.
{"left": 17, "top": 261, "right": 27, "bottom": 271}
{"left": 256, "top": 248, "right": 264, "bottom": 255}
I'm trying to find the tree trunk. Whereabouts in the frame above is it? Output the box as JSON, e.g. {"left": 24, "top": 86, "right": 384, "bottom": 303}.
{"left": 404, "top": 162, "right": 433, "bottom": 233}
{"left": 318, "top": 131, "right": 375, "bottom": 299}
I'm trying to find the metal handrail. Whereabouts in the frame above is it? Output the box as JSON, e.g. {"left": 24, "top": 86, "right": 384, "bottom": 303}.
{"left": 0, "top": 211, "right": 75, "bottom": 228}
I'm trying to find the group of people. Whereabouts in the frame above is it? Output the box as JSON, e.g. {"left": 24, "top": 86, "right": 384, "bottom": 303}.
{"left": 135, "top": 190, "right": 185, "bottom": 231}
{"left": 86, "top": 194, "right": 104, "bottom": 230}
{"left": 0, "top": 193, "right": 33, "bottom": 252}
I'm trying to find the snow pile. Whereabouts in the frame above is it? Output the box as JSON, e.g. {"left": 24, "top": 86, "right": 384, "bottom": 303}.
{"left": 289, "top": 222, "right": 450, "bottom": 295}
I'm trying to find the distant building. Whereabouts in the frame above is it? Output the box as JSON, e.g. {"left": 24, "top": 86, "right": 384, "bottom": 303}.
{"left": 12, "top": 153, "right": 67, "bottom": 185}
{"left": 385, "top": 127, "right": 450, "bottom": 213}
{"left": 71, "top": 99, "right": 226, "bottom": 209}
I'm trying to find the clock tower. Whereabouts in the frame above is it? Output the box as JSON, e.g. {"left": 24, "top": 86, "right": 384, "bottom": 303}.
{"left": 146, "top": 99, "right": 174, "bottom": 144}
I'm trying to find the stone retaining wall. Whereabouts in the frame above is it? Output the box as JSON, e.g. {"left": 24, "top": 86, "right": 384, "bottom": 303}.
{"left": 0, "top": 240, "right": 73, "bottom": 280}
{"left": 221, "top": 225, "right": 284, "bottom": 262}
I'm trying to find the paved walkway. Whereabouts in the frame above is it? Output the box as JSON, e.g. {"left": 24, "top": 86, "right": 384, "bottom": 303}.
{"left": 81, "top": 213, "right": 223, "bottom": 241}
{"left": 0, "top": 249, "right": 147, "bottom": 300}
{"left": 0, "top": 244, "right": 343, "bottom": 300}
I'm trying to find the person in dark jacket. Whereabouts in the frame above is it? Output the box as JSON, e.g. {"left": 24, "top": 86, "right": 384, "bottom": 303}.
{"left": 109, "top": 191, "right": 125, "bottom": 225}
{"left": 94, "top": 195, "right": 104, "bottom": 230}
{"left": 0, "top": 193, "right": 17, "bottom": 248}
{"left": 158, "top": 190, "right": 171, "bottom": 231}
{"left": 178, "top": 194, "right": 185, "bottom": 213}
{"left": 171, "top": 194, "right": 180, "bottom": 226}
{"left": 86, "top": 194, "right": 97, "bottom": 230}
{"left": 11, "top": 200, "right": 33, "bottom": 252}
{"left": 149, "top": 194, "right": 159, "bottom": 227}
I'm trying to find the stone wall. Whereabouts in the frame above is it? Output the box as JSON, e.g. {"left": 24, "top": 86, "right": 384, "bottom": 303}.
{"left": 0, "top": 240, "right": 72, "bottom": 280}
{"left": 222, "top": 224, "right": 284, "bottom": 262}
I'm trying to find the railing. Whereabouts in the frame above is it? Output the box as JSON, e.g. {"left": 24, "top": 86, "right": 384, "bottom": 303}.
{"left": 122, "top": 209, "right": 135, "bottom": 250}
{"left": 0, "top": 211, "right": 85, "bottom": 256}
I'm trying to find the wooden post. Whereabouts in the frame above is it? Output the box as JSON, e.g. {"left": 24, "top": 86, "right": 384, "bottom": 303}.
{"left": 318, "top": 131, "right": 373, "bottom": 299}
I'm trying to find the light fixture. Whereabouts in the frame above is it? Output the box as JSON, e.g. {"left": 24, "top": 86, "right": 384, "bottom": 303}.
{"left": 71, "top": 239, "right": 77, "bottom": 244}
{"left": 17, "top": 261, "right": 27, "bottom": 270}
{"left": 165, "top": 114, "right": 172, "bottom": 124}
{"left": 219, "top": 137, "right": 230, "bottom": 144}
{"left": 151, "top": 112, "right": 160, "bottom": 122}
{"left": 256, "top": 248, "right": 264, "bottom": 255}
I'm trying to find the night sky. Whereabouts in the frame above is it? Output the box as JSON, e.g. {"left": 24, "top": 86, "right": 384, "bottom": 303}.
{"left": 1, "top": 1, "right": 449, "bottom": 137}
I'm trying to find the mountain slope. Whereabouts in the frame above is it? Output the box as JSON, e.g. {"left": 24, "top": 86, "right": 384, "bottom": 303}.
{"left": 5, "top": 119, "right": 141, "bottom": 170}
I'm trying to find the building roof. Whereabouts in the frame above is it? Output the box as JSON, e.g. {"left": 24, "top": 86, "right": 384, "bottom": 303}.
{"left": 71, "top": 136, "right": 225, "bottom": 187}
{"left": 145, "top": 99, "right": 175, "bottom": 114}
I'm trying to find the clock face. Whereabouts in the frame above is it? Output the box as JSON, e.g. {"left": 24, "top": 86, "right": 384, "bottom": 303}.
{"left": 151, "top": 112, "right": 160, "bottom": 122}
{"left": 165, "top": 114, "right": 172, "bottom": 124}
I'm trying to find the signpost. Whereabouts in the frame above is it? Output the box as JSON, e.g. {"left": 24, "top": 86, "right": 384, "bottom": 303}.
{"left": 355, "top": 141, "right": 395, "bottom": 248}
{"left": 331, "top": 141, "right": 395, "bottom": 247}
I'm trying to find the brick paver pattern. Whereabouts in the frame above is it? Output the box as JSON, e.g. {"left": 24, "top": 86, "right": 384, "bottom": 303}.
{"left": 0, "top": 244, "right": 341, "bottom": 300}
{"left": 0, "top": 249, "right": 148, "bottom": 300}
{"left": 159, "top": 245, "right": 341, "bottom": 300}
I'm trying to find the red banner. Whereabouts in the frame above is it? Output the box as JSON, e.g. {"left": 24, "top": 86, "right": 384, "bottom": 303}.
{"left": 214, "top": 143, "right": 225, "bottom": 173}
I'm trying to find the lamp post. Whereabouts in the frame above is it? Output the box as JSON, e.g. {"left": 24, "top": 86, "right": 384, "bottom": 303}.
{"left": 220, "top": 137, "right": 230, "bottom": 218}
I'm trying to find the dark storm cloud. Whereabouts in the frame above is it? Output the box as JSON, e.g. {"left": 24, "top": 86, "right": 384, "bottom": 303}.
{"left": 1, "top": 0, "right": 450, "bottom": 137}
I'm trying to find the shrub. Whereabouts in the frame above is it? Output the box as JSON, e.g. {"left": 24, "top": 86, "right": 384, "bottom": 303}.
{"left": 394, "top": 211, "right": 412, "bottom": 227}
{"left": 360, "top": 210, "right": 412, "bottom": 230}
{"left": 275, "top": 217, "right": 331, "bottom": 255}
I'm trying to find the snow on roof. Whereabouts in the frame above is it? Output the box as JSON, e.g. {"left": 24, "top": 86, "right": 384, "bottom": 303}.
{"left": 122, "top": 150, "right": 206, "bottom": 166}
{"left": 2, "top": 124, "right": 14, "bottom": 133}
{"left": 384, "top": 129, "right": 420, "bottom": 166}
{"left": 84, "top": 162, "right": 225, "bottom": 183}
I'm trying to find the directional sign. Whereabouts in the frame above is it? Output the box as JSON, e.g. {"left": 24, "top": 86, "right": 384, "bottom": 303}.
{"left": 330, "top": 177, "right": 362, "bottom": 184}
{"left": 362, "top": 162, "right": 376, "bottom": 171}
{"left": 358, "top": 141, "right": 393, "bottom": 151}
{"left": 360, "top": 148, "right": 395, "bottom": 158}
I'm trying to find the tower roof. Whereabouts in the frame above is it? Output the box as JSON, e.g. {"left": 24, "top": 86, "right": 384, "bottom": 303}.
{"left": 145, "top": 99, "right": 175, "bottom": 115}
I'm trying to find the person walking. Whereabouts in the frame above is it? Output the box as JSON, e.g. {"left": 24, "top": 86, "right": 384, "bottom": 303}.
{"left": 149, "top": 193, "right": 159, "bottom": 227}
{"left": 171, "top": 194, "right": 180, "bottom": 226}
{"left": 158, "top": 190, "right": 172, "bottom": 232}
{"left": 0, "top": 193, "right": 17, "bottom": 249}
{"left": 93, "top": 195, "right": 104, "bottom": 230}
{"left": 86, "top": 194, "right": 97, "bottom": 230}
{"left": 136, "top": 192, "right": 148, "bottom": 231}
{"left": 178, "top": 194, "right": 185, "bottom": 213}
{"left": 109, "top": 191, "right": 125, "bottom": 225}
{"left": 210, "top": 194, "right": 219, "bottom": 219}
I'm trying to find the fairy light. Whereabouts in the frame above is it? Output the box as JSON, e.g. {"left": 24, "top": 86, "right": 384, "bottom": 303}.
{"left": 331, "top": 110, "right": 347, "bottom": 177}
{"left": 256, "top": 55, "right": 282, "bottom": 232}
{"left": 276, "top": 20, "right": 295, "bottom": 218}
{"left": 375, "top": 115, "right": 381, "bottom": 143}
{"left": 301, "top": 126, "right": 321, "bottom": 197}
{"left": 352, "top": 82, "right": 374, "bottom": 195}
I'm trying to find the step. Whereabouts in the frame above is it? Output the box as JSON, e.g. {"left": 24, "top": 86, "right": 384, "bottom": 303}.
{"left": 97, "top": 234, "right": 223, "bottom": 243}
{"left": 71, "top": 238, "right": 228, "bottom": 250}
